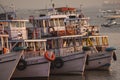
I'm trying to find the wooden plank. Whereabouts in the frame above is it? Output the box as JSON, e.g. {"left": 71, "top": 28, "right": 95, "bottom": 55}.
{"left": 0, "top": 51, "right": 23, "bottom": 80}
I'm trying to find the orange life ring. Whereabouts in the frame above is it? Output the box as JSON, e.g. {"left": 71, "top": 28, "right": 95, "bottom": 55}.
{"left": 3, "top": 47, "right": 8, "bottom": 54}
{"left": 44, "top": 51, "right": 55, "bottom": 61}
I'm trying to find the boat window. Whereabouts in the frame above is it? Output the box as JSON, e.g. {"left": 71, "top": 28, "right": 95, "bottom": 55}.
{"left": 54, "top": 19, "right": 59, "bottom": 26}
{"left": 62, "top": 39, "right": 68, "bottom": 48}
{"left": 39, "top": 20, "right": 44, "bottom": 27}
{"left": 35, "top": 42, "right": 40, "bottom": 51}
{"left": 50, "top": 19, "right": 54, "bottom": 27}
{"left": 45, "top": 20, "right": 49, "bottom": 27}
{"left": 68, "top": 38, "right": 74, "bottom": 47}
{"left": 74, "top": 38, "right": 80, "bottom": 46}
{"left": 27, "top": 42, "right": 34, "bottom": 51}
{"left": 46, "top": 40, "right": 52, "bottom": 49}
{"left": 2, "top": 37, "right": 8, "bottom": 48}
{"left": 10, "top": 21, "right": 25, "bottom": 27}
{"left": 59, "top": 18, "right": 65, "bottom": 26}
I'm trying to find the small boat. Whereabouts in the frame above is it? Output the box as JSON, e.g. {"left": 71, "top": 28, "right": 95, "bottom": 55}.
{"left": 82, "top": 35, "right": 116, "bottom": 70}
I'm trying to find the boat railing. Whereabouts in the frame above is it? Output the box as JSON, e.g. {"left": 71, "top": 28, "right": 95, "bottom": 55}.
{"left": 23, "top": 50, "right": 45, "bottom": 59}
{"left": 49, "top": 46, "right": 82, "bottom": 57}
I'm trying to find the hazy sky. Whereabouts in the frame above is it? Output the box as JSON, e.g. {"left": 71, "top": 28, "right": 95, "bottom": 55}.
{"left": 0, "top": 0, "right": 120, "bottom": 9}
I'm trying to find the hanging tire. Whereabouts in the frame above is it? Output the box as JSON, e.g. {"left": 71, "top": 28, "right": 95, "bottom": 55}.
{"left": 17, "top": 59, "right": 27, "bottom": 71}
{"left": 113, "top": 52, "right": 117, "bottom": 61}
{"left": 53, "top": 57, "right": 64, "bottom": 69}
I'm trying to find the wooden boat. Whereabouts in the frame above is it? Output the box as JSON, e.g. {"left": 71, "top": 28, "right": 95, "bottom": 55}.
{"left": 9, "top": 39, "right": 52, "bottom": 78}
{"left": 45, "top": 35, "right": 88, "bottom": 75}
{"left": 82, "top": 35, "right": 116, "bottom": 70}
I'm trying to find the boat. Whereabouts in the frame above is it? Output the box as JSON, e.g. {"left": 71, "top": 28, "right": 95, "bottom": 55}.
{"left": 9, "top": 39, "right": 52, "bottom": 78}
{"left": 0, "top": 31, "right": 23, "bottom": 80}
{"left": 0, "top": 18, "right": 53, "bottom": 78}
{"left": 82, "top": 35, "right": 117, "bottom": 70}
{"left": 46, "top": 35, "right": 87, "bottom": 75}
{"left": 28, "top": 12, "right": 89, "bottom": 75}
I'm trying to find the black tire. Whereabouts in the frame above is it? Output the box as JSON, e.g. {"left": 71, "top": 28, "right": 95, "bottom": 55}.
{"left": 54, "top": 57, "right": 64, "bottom": 69}
{"left": 17, "top": 59, "right": 27, "bottom": 71}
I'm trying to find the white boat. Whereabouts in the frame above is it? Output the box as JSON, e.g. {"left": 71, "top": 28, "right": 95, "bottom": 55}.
{"left": 0, "top": 33, "right": 23, "bottom": 80}
{"left": 82, "top": 35, "right": 116, "bottom": 70}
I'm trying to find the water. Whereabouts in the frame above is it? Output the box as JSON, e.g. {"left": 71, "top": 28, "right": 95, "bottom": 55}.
{"left": 11, "top": 7, "right": 120, "bottom": 80}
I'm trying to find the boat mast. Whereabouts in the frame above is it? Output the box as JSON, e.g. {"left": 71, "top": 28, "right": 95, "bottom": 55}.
{"left": 51, "top": 0, "right": 56, "bottom": 14}
{"left": 0, "top": 3, "right": 8, "bottom": 20}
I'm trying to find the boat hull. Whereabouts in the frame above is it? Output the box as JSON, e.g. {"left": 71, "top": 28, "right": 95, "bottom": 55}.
{"left": 0, "top": 51, "right": 23, "bottom": 80}
{"left": 50, "top": 53, "right": 86, "bottom": 75}
{"left": 86, "top": 51, "right": 114, "bottom": 70}
{"left": 12, "top": 57, "right": 50, "bottom": 78}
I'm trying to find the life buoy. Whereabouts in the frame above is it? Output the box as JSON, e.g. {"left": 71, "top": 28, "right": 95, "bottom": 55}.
{"left": 44, "top": 51, "right": 56, "bottom": 61}
{"left": 3, "top": 48, "right": 8, "bottom": 54}
{"left": 17, "top": 59, "right": 27, "bottom": 71}
{"left": 53, "top": 57, "right": 64, "bottom": 69}
{"left": 113, "top": 52, "right": 117, "bottom": 61}
{"left": 86, "top": 55, "right": 89, "bottom": 65}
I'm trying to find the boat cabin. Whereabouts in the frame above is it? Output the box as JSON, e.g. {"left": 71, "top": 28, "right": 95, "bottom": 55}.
{"left": 29, "top": 14, "right": 68, "bottom": 38}
{"left": 9, "top": 39, "right": 47, "bottom": 59}
{"left": 82, "top": 35, "right": 109, "bottom": 52}
{"left": 46, "top": 35, "right": 83, "bottom": 57}
{"left": 0, "top": 19, "right": 28, "bottom": 40}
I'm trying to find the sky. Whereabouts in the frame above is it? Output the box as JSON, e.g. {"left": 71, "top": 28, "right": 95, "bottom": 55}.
{"left": 0, "top": 0, "right": 120, "bottom": 10}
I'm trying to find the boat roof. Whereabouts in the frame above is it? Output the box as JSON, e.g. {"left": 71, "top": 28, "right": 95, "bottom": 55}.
{"left": 0, "top": 19, "right": 29, "bottom": 22}
{"left": 66, "top": 17, "right": 90, "bottom": 21}
{"left": 45, "top": 34, "right": 85, "bottom": 40}
{"left": 82, "top": 35, "right": 108, "bottom": 38}
{"left": 35, "top": 14, "right": 68, "bottom": 20}
{"left": 9, "top": 39, "right": 46, "bottom": 42}
{"left": 55, "top": 7, "right": 76, "bottom": 12}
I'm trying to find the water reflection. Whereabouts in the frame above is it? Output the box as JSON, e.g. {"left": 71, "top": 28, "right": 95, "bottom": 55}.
{"left": 11, "top": 70, "right": 118, "bottom": 80}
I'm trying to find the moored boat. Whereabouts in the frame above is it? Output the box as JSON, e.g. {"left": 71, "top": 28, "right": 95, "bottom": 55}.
{"left": 45, "top": 35, "right": 88, "bottom": 75}
{"left": 9, "top": 39, "right": 52, "bottom": 78}
{"left": 82, "top": 35, "right": 116, "bottom": 70}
